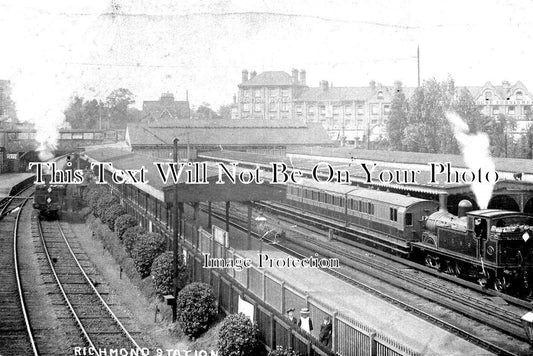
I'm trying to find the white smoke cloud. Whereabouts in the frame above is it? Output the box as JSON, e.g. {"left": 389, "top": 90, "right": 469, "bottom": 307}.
{"left": 446, "top": 112, "right": 495, "bottom": 209}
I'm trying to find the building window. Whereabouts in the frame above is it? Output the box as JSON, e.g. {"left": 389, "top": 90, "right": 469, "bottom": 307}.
{"left": 383, "top": 104, "right": 391, "bottom": 114}
{"left": 308, "top": 107, "right": 315, "bottom": 115}
{"left": 524, "top": 105, "right": 531, "bottom": 117}
{"left": 492, "top": 106, "right": 500, "bottom": 115}
{"left": 269, "top": 88, "right": 278, "bottom": 97}
{"left": 333, "top": 106, "right": 340, "bottom": 115}
{"left": 516, "top": 91, "right": 523, "bottom": 100}
{"left": 254, "top": 103, "right": 262, "bottom": 112}
{"left": 485, "top": 91, "right": 492, "bottom": 100}
{"left": 371, "top": 119, "right": 378, "bottom": 124}
{"left": 357, "top": 105, "right": 364, "bottom": 115}
{"left": 254, "top": 89, "right": 262, "bottom": 98}
{"left": 281, "top": 103, "right": 288, "bottom": 112}
{"left": 243, "top": 89, "right": 250, "bottom": 98}
{"left": 320, "top": 106, "right": 326, "bottom": 116}
{"left": 345, "top": 105, "right": 352, "bottom": 115}
{"left": 508, "top": 105, "right": 515, "bottom": 115}
{"left": 296, "top": 105, "right": 302, "bottom": 115}
{"left": 281, "top": 88, "right": 289, "bottom": 97}
{"left": 269, "top": 114, "right": 277, "bottom": 120}
{"left": 377, "top": 91, "right": 384, "bottom": 100}
{"left": 371, "top": 104, "right": 379, "bottom": 115}
{"left": 243, "top": 103, "right": 249, "bottom": 112}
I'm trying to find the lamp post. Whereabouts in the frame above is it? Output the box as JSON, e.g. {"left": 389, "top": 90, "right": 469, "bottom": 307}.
{"left": 172, "top": 137, "right": 179, "bottom": 322}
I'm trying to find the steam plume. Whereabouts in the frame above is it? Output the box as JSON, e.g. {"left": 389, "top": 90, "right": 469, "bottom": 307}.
{"left": 446, "top": 112, "right": 495, "bottom": 209}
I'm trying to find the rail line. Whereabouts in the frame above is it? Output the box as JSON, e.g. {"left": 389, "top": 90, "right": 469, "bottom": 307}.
{"left": 201, "top": 202, "right": 524, "bottom": 356}
{"left": 254, "top": 200, "right": 532, "bottom": 308}
{"left": 0, "top": 187, "right": 39, "bottom": 355}
{"left": 36, "top": 219, "right": 143, "bottom": 353}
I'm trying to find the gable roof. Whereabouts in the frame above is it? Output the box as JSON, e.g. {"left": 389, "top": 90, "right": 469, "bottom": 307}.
{"left": 239, "top": 71, "right": 295, "bottom": 87}
{"left": 295, "top": 85, "right": 415, "bottom": 102}
{"left": 142, "top": 99, "right": 190, "bottom": 121}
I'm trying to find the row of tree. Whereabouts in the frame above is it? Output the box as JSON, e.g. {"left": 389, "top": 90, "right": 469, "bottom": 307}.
{"left": 385, "top": 77, "right": 533, "bottom": 159}
{"left": 64, "top": 89, "right": 233, "bottom": 129}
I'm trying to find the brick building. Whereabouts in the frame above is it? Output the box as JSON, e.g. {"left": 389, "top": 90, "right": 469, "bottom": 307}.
{"left": 142, "top": 92, "right": 190, "bottom": 123}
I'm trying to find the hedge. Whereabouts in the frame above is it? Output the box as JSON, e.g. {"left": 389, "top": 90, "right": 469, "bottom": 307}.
{"left": 102, "top": 204, "right": 127, "bottom": 231}
{"left": 123, "top": 226, "right": 146, "bottom": 255}
{"left": 96, "top": 194, "right": 119, "bottom": 219}
{"left": 114, "top": 214, "right": 137, "bottom": 240}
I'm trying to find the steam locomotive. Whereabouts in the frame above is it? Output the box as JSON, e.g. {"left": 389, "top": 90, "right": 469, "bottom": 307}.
{"left": 285, "top": 178, "right": 533, "bottom": 293}
{"left": 32, "top": 176, "right": 66, "bottom": 217}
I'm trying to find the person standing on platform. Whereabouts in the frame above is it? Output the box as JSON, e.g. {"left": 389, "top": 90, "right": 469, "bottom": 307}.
{"left": 319, "top": 316, "right": 332, "bottom": 347}
{"left": 298, "top": 308, "right": 313, "bottom": 333}
{"left": 286, "top": 308, "right": 298, "bottom": 325}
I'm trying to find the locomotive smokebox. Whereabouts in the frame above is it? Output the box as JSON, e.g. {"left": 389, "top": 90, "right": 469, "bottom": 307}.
{"left": 438, "top": 193, "right": 448, "bottom": 212}
{"left": 457, "top": 200, "right": 473, "bottom": 218}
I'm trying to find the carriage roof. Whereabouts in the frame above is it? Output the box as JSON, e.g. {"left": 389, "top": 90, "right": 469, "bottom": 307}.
{"left": 290, "top": 178, "right": 435, "bottom": 208}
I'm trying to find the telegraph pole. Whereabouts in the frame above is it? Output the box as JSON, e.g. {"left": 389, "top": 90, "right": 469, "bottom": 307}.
{"left": 417, "top": 45, "right": 421, "bottom": 87}
{"left": 172, "top": 137, "right": 179, "bottom": 322}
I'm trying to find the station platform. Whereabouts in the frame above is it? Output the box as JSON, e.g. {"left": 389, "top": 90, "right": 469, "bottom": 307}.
{"left": 235, "top": 247, "right": 491, "bottom": 356}
{"left": 0, "top": 173, "right": 34, "bottom": 197}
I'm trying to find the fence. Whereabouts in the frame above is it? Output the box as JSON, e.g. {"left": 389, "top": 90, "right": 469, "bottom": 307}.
{"left": 179, "top": 218, "right": 421, "bottom": 356}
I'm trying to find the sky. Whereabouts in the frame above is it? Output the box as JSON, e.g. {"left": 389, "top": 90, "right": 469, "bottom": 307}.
{"left": 1, "top": 0, "right": 533, "bottom": 129}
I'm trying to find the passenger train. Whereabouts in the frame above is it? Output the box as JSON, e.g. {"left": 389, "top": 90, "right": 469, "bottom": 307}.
{"left": 285, "top": 178, "right": 533, "bottom": 293}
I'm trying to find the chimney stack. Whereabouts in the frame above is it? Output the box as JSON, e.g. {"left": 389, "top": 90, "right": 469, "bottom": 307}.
{"left": 438, "top": 193, "right": 448, "bottom": 212}
{"left": 242, "top": 69, "right": 249, "bottom": 82}
{"left": 369, "top": 80, "right": 376, "bottom": 90}
{"left": 250, "top": 70, "right": 257, "bottom": 79}
{"left": 394, "top": 80, "right": 403, "bottom": 92}
{"left": 502, "top": 80, "right": 510, "bottom": 89}
{"left": 299, "top": 69, "right": 306, "bottom": 85}
{"left": 319, "top": 80, "right": 329, "bottom": 91}
{"left": 292, "top": 68, "right": 299, "bottom": 84}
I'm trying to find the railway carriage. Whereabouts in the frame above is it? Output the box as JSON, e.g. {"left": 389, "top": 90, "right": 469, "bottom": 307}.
{"left": 285, "top": 178, "right": 533, "bottom": 293}
{"left": 286, "top": 178, "right": 438, "bottom": 242}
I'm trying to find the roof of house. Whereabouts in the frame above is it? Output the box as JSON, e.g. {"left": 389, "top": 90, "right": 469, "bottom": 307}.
{"left": 142, "top": 96, "right": 190, "bottom": 121}
{"left": 126, "top": 121, "right": 334, "bottom": 147}
{"left": 294, "top": 85, "right": 416, "bottom": 103}
{"left": 239, "top": 71, "right": 295, "bottom": 87}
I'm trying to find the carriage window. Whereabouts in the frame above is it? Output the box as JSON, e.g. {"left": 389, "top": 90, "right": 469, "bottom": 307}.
{"left": 405, "top": 213, "right": 412, "bottom": 226}
{"left": 340, "top": 197, "right": 345, "bottom": 208}
{"left": 390, "top": 208, "right": 398, "bottom": 222}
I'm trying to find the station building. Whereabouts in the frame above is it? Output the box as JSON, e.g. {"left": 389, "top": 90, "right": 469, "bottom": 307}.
{"left": 124, "top": 119, "right": 335, "bottom": 159}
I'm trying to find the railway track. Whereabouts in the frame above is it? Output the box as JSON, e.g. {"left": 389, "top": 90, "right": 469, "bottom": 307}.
{"left": 200, "top": 201, "right": 527, "bottom": 356}
{"left": 0, "top": 189, "right": 38, "bottom": 355}
{"left": 36, "top": 218, "right": 144, "bottom": 354}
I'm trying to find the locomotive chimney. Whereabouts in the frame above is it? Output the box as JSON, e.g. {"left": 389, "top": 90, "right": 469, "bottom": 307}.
{"left": 438, "top": 193, "right": 448, "bottom": 212}
{"left": 457, "top": 200, "right": 473, "bottom": 218}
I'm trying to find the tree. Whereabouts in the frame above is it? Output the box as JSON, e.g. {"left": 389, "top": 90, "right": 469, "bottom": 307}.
{"left": 176, "top": 282, "right": 217, "bottom": 338}
{"left": 217, "top": 313, "right": 259, "bottom": 356}
{"left": 106, "top": 88, "right": 135, "bottom": 128}
{"left": 195, "top": 102, "right": 220, "bottom": 120}
{"left": 64, "top": 97, "right": 107, "bottom": 129}
{"left": 386, "top": 89, "right": 409, "bottom": 150}
{"left": 96, "top": 194, "right": 119, "bottom": 219}
{"left": 218, "top": 104, "right": 233, "bottom": 120}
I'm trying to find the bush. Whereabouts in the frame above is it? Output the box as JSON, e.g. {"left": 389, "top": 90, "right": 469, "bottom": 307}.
{"left": 268, "top": 347, "right": 302, "bottom": 356}
{"left": 123, "top": 226, "right": 145, "bottom": 255}
{"left": 151, "top": 251, "right": 189, "bottom": 297}
{"left": 96, "top": 194, "right": 118, "bottom": 219}
{"left": 218, "top": 313, "right": 259, "bottom": 356}
{"left": 176, "top": 282, "right": 217, "bottom": 338}
{"left": 85, "top": 186, "right": 107, "bottom": 212}
{"left": 114, "top": 214, "right": 137, "bottom": 240}
{"left": 102, "top": 204, "right": 127, "bottom": 231}
{"left": 130, "top": 232, "right": 166, "bottom": 278}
